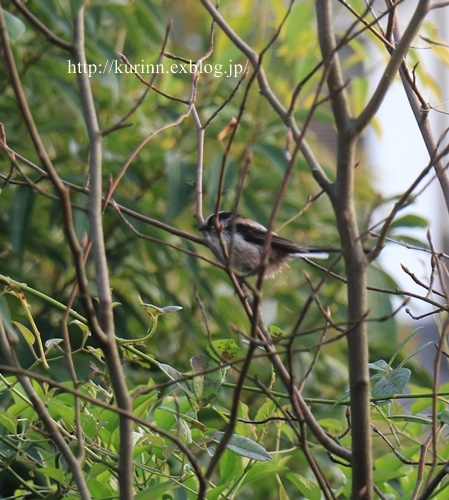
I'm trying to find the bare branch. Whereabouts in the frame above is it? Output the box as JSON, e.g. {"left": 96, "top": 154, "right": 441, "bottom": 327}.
{"left": 396, "top": 56, "right": 449, "bottom": 214}
{"left": 102, "top": 20, "right": 174, "bottom": 136}
{"left": 4, "top": 145, "right": 204, "bottom": 244}
{"left": 11, "top": 0, "right": 72, "bottom": 51}
{"left": 199, "top": 0, "right": 332, "bottom": 190}
{"left": 316, "top": 0, "right": 352, "bottom": 133}
{"left": 353, "top": 0, "right": 431, "bottom": 134}
{"left": 0, "top": 4, "right": 105, "bottom": 348}
{"left": 72, "top": 7, "right": 133, "bottom": 498}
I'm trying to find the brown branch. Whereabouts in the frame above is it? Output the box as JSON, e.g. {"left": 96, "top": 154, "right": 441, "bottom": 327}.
{"left": 0, "top": 3, "right": 104, "bottom": 346}
{"left": 368, "top": 136, "right": 449, "bottom": 261}
{"left": 352, "top": 0, "right": 431, "bottom": 134}
{"left": 337, "top": 0, "right": 395, "bottom": 49}
{"left": 392, "top": 26, "right": 449, "bottom": 215}
{"left": 10, "top": 0, "right": 72, "bottom": 51}
{"left": 72, "top": 7, "right": 134, "bottom": 498}
{"left": 315, "top": 0, "right": 375, "bottom": 494}
{"left": 316, "top": 0, "right": 351, "bottom": 134}
{"left": 1, "top": 146, "right": 204, "bottom": 245}
{"left": 418, "top": 463, "right": 449, "bottom": 499}
{"left": 102, "top": 20, "right": 174, "bottom": 136}
{"left": 103, "top": 75, "right": 198, "bottom": 213}
{"left": 401, "top": 263, "right": 446, "bottom": 298}
{"left": 111, "top": 200, "right": 223, "bottom": 270}
{"left": 199, "top": 0, "right": 332, "bottom": 191}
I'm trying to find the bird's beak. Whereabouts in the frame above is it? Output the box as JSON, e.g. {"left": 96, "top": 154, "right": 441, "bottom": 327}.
{"left": 198, "top": 224, "right": 207, "bottom": 232}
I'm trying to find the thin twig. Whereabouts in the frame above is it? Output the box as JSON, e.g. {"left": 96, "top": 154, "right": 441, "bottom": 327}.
{"left": 11, "top": 0, "right": 72, "bottom": 50}
{"left": 352, "top": 0, "right": 431, "bottom": 134}
{"left": 102, "top": 20, "right": 174, "bottom": 135}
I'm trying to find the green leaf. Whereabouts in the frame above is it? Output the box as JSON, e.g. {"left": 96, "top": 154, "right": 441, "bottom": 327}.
{"left": 69, "top": 319, "right": 90, "bottom": 333}
{"left": 317, "top": 418, "right": 344, "bottom": 433}
{"left": 268, "top": 325, "right": 286, "bottom": 340}
{"left": 135, "top": 482, "right": 175, "bottom": 499}
{"left": 89, "top": 463, "right": 109, "bottom": 478}
{"left": 47, "top": 399, "right": 76, "bottom": 426}
{"left": 7, "top": 401, "right": 30, "bottom": 419}
{"left": 209, "top": 432, "right": 272, "bottom": 461}
{"left": 3, "top": 10, "right": 26, "bottom": 41}
{"left": 88, "top": 478, "right": 112, "bottom": 497}
{"left": 219, "top": 449, "right": 243, "bottom": 484}
{"left": 177, "top": 417, "right": 192, "bottom": 444}
{"left": 372, "top": 368, "right": 411, "bottom": 398}
{"left": 132, "top": 392, "right": 158, "bottom": 419}
{"left": 368, "top": 360, "right": 388, "bottom": 372}
{"left": 207, "top": 339, "right": 239, "bottom": 363}
{"left": 390, "top": 214, "right": 428, "bottom": 230}
{"left": 36, "top": 467, "right": 65, "bottom": 483}
{"left": 373, "top": 469, "right": 407, "bottom": 483}
{"left": 0, "top": 411, "right": 18, "bottom": 433}
{"left": 10, "top": 187, "right": 35, "bottom": 256}
{"left": 45, "top": 338, "right": 63, "bottom": 351}
{"left": 190, "top": 354, "right": 222, "bottom": 406}
{"left": 159, "top": 363, "right": 194, "bottom": 397}
{"left": 12, "top": 321, "right": 35, "bottom": 345}
{"left": 133, "top": 431, "right": 166, "bottom": 452}
{"left": 140, "top": 301, "right": 183, "bottom": 316}
{"left": 243, "top": 461, "right": 289, "bottom": 484}
{"left": 440, "top": 410, "right": 449, "bottom": 425}
{"left": 286, "top": 473, "right": 322, "bottom": 500}
{"left": 158, "top": 405, "right": 206, "bottom": 432}
{"left": 388, "top": 414, "right": 432, "bottom": 424}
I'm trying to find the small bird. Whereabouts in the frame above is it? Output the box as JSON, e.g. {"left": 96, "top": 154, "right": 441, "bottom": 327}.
{"left": 199, "top": 211, "right": 330, "bottom": 277}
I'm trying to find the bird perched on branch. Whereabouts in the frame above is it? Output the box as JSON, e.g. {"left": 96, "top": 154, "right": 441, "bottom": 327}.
{"left": 199, "top": 211, "right": 332, "bottom": 277}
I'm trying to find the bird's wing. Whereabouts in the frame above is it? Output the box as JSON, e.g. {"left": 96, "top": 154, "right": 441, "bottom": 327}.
{"left": 235, "top": 223, "right": 311, "bottom": 253}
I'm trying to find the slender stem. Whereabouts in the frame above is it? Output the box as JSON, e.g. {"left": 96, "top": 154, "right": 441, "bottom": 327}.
{"left": 198, "top": 0, "right": 332, "bottom": 191}
{"left": 11, "top": 0, "right": 72, "bottom": 50}
{"left": 0, "top": 3, "right": 103, "bottom": 341}
{"left": 316, "top": 0, "right": 372, "bottom": 496}
{"left": 102, "top": 20, "right": 173, "bottom": 136}
{"left": 0, "top": 321, "right": 91, "bottom": 499}
{"left": 72, "top": 10, "right": 111, "bottom": 334}
{"left": 72, "top": 8, "right": 134, "bottom": 499}
{"left": 316, "top": 0, "right": 351, "bottom": 133}
{"left": 395, "top": 47, "right": 449, "bottom": 214}
{"left": 192, "top": 105, "right": 205, "bottom": 221}
{"left": 353, "top": 0, "right": 431, "bottom": 134}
